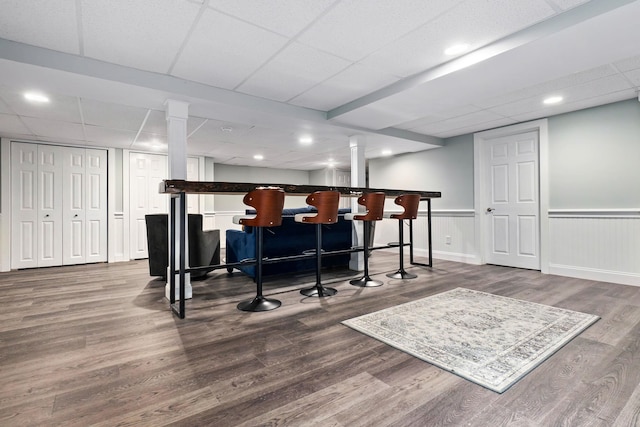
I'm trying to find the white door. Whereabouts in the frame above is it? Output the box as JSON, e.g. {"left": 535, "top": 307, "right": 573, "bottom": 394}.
{"left": 129, "top": 152, "right": 168, "bottom": 259}
{"left": 85, "top": 149, "right": 108, "bottom": 263}
{"left": 482, "top": 131, "right": 540, "bottom": 270}
{"left": 62, "top": 147, "right": 86, "bottom": 265}
{"left": 11, "top": 142, "right": 39, "bottom": 269}
{"left": 37, "top": 145, "right": 64, "bottom": 267}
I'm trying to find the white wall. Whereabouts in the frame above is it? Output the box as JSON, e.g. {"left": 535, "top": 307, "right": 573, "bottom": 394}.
{"left": 369, "top": 99, "right": 640, "bottom": 286}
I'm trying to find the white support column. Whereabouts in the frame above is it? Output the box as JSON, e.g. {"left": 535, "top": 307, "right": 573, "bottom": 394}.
{"left": 349, "top": 135, "right": 366, "bottom": 271}
{"left": 165, "top": 99, "right": 192, "bottom": 300}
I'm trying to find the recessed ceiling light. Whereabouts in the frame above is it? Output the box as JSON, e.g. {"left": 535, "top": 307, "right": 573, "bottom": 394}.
{"left": 253, "top": 154, "right": 264, "bottom": 160}
{"left": 444, "top": 43, "right": 469, "bottom": 56}
{"left": 24, "top": 92, "right": 50, "bottom": 103}
{"left": 299, "top": 136, "right": 313, "bottom": 145}
{"left": 543, "top": 96, "right": 563, "bottom": 105}
{"left": 382, "top": 149, "right": 392, "bottom": 156}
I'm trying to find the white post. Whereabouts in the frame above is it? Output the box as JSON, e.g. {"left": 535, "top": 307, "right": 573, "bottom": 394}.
{"left": 349, "top": 135, "right": 366, "bottom": 271}
{"left": 165, "top": 99, "right": 193, "bottom": 300}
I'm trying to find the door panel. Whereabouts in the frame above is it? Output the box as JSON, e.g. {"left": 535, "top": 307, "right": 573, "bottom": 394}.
{"left": 85, "top": 149, "right": 107, "bottom": 263}
{"left": 12, "top": 143, "right": 38, "bottom": 268}
{"left": 483, "top": 131, "right": 540, "bottom": 269}
{"left": 63, "top": 147, "right": 85, "bottom": 265}
{"left": 129, "top": 152, "right": 168, "bottom": 259}
{"left": 37, "top": 145, "right": 63, "bottom": 267}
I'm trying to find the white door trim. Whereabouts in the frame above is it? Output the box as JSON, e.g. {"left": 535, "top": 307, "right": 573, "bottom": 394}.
{"left": 474, "top": 119, "right": 550, "bottom": 273}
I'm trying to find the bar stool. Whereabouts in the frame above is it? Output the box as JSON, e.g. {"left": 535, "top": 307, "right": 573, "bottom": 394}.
{"left": 233, "top": 187, "right": 285, "bottom": 312}
{"left": 384, "top": 194, "right": 421, "bottom": 280}
{"left": 345, "top": 192, "right": 385, "bottom": 287}
{"left": 295, "top": 191, "right": 341, "bottom": 297}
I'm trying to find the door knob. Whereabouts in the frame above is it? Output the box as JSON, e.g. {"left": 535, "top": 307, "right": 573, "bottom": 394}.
{"left": 486, "top": 207, "right": 495, "bottom": 213}
{"left": 74, "top": 214, "right": 78, "bottom": 217}
{"left": 45, "top": 214, "right": 50, "bottom": 217}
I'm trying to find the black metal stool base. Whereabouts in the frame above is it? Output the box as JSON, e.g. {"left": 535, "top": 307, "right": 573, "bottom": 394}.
{"left": 350, "top": 276, "right": 383, "bottom": 287}
{"left": 386, "top": 269, "right": 417, "bottom": 280}
{"left": 237, "top": 296, "right": 281, "bottom": 312}
{"left": 300, "top": 285, "right": 337, "bottom": 297}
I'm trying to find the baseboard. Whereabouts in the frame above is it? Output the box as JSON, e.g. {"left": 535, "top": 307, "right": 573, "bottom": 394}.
{"left": 408, "top": 247, "right": 481, "bottom": 265}
{"left": 549, "top": 264, "right": 640, "bottom": 287}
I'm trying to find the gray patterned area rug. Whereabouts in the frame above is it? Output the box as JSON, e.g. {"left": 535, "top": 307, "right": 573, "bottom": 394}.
{"left": 342, "top": 287, "right": 599, "bottom": 393}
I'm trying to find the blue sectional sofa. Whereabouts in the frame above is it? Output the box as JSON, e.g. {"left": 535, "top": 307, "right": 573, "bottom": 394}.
{"left": 225, "top": 207, "right": 353, "bottom": 278}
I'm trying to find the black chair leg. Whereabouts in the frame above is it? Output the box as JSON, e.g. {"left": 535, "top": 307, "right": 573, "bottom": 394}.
{"left": 350, "top": 221, "right": 383, "bottom": 287}
{"left": 238, "top": 227, "right": 281, "bottom": 311}
{"left": 387, "top": 220, "right": 417, "bottom": 279}
{"left": 301, "top": 224, "right": 337, "bottom": 297}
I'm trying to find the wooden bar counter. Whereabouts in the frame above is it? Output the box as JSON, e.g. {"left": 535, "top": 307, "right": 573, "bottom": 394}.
{"left": 159, "top": 180, "right": 441, "bottom": 318}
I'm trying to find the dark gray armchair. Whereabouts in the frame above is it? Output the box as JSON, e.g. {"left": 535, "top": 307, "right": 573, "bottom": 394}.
{"left": 145, "top": 214, "right": 220, "bottom": 279}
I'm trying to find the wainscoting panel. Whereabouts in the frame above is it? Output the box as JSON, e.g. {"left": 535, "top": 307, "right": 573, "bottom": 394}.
{"left": 374, "top": 210, "right": 479, "bottom": 264}
{"left": 549, "top": 211, "right": 640, "bottom": 286}
{"left": 112, "top": 212, "right": 126, "bottom": 262}
{"left": 214, "top": 211, "right": 244, "bottom": 250}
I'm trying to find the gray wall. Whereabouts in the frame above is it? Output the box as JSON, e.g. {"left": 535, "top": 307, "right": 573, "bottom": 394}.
{"left": 548, "top": 99, "right": 640, "bottom": 209}
{"left": 369, "top": 99, "right": 640, "bottom": 211}
{"left": 213, "top": 164, "right": 310, "bottom": 210}
{"left": 369, "top": 134, "right": 474, "bottom": 210}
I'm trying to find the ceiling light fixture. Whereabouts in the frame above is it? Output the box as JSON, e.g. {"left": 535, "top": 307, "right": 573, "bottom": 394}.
{"left": 24, "top": 92, "right": 50, "bottom": 103}
{"left": 382, "top": 149, "right": 392, "bottom": 156}
{"left": 253, "top": 154, "right": 264, "bottom": 160}
{"left": 220, "top": 126, "right": 233, "bottom": 132}
{"left": 444, "top": 43, "right": 470, "bottom": 56}
{"left": 299, "top": 136, "right": 313, "bottom": 144}
{"left": 543, "top": 96, "right": 563, "bottom": 105}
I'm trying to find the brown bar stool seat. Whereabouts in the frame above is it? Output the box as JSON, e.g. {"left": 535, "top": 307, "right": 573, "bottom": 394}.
{"left": 295, "top": 191, "right": 341, "bottom": 297}
{"left": 232, "top": 187, "right": 285, "bottom": 312}
{"left": 344, "top": 192, "right": 385, "bottom": 287}
{"left": 383, "top": 194, "right": 421, "bottom": 280}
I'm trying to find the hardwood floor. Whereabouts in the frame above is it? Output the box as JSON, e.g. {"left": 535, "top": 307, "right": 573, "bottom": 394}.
{"left": 1, "top": 253, "right": 640, "bottom": 426}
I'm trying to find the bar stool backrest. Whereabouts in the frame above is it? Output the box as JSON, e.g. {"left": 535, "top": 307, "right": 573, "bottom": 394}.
{"left": 302, "top": 191, "right": 340, "bottom": 224}
{"left": 352, "top": 192, "right": 385, "bottom": 221}
{"left": 390, "top": 194, "right": 421, "bottom": 220}
{"left": 240, "top": 188, "right": 285, "bottom": 227}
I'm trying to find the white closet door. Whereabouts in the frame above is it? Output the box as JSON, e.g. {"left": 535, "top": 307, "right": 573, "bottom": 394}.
{"left": 11, "top": 142, "right": 38, "bottom": 269}
{"left": 129, "top": 152, "right": 168, "bottom": 259}
{"left": 63, "top": 147, "right": 86, "bottom": 265}
{"left": 37, "top": 145, "right": 63, "bottom": 267}
{"left": 85, "top": 149, "right": 108, "bottom": 263}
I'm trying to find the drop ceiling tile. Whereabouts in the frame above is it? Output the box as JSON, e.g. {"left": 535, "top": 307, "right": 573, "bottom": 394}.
{"left": 21, "top": 117, "right": 85, "bottom": 141}
{"left": 488, "top": 74, "right": 634, "bottom": 117}
{"left": 0, "top": 96, "right": 11, "bottom": 114}
{"left": 209, "top": 0, "right": 334, "bottom": 37}
{"left": 509, "top": 90, "right": 637, "bottom": 123}
{"left": 84, "top": 125, "right": 137, "bottom": 146}
{"left": 0, "top": 113, "right": 34, "bottom": 136}
{"left": 614, "top": 54, "right": 640, "bottom": 72}
{"left": 82, "top": 0, "right": 201, "bottom": 73}
{"left": 0, "top": 89, "right": 81, "bottom": 123}
{"left": 289, "top": 64, "right": 400, "bottom": 111}
{"left": 360, "top": 0, "right": 555, "bottom": 77}
{"left": 409, "top": 110, "right": 508, "bottom": 135}
{"left": 298, "top": 0, "right": 461, "bottom": 61}
{"left": 623, "top": 68, "right": 640, "bottom": 86}
{"left": 551, "top": 0, "right": 591, "bottom": 10}
{"left": 81, "top": 99, "right": 148, "bottom": 131}
{"left": 141, "top": 110, "right": 167, "bottom": 136}
{"left": 396, "top": 105, "right": 482, "bottom": 130}
{"left": 237, "top": 42, "right": 351, "bottom": 102}
{"left": 475, "top": 64, "right": 618, "bottom": 108}
{"left": 434, "top": 117, "right": 517, "bottom": 138}
{"left": 172, "top": 9, "right": 288, "bottom": 89}
{"left": 0, "top": 0, "right": 79, "bottom": 54}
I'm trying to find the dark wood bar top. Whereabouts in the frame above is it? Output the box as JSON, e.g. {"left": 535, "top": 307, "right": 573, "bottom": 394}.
{"left": 160, "top": 180, "right": 441, "bottom": 199}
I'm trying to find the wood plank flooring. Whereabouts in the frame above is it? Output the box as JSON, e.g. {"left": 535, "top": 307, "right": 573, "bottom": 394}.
{"left": 1, "top": 253, "right": 640, "bottom": 426}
